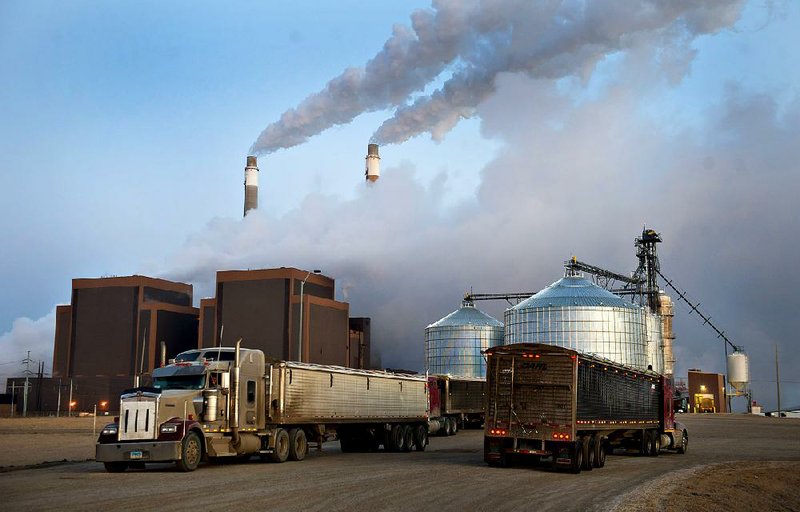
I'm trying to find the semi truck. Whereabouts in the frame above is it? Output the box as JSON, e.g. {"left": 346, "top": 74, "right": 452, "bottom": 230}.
{"left": 96, "top": 342, "right": 429, "bottom": 472}
{"left": 483, "top": 343, "right": 688, "bottom": 473}
{"left": 428, "top": 375, "right": 485, "bottom": 435}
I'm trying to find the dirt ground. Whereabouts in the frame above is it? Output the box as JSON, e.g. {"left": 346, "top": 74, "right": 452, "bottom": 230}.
{"left": 0, "top": 414, "right": 798, "bottom": 511}
{"left": 612, "top": 460, "right": 800, "bottom": 512}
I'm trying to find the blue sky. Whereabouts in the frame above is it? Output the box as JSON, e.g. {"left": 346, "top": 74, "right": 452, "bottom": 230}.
{"left": 1, "top": 1, "right": 798, "bottom": 410}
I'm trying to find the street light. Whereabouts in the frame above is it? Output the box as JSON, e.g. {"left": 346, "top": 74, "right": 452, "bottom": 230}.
{"left": 297, "top": 269, "right": 321, "bottom": 362}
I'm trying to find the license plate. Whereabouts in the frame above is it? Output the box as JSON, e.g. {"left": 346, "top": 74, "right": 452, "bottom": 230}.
{"left": 129, "top": 450, "right": 143, "bottom": 460}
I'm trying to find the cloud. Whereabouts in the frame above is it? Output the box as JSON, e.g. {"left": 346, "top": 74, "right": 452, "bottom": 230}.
{"left": 0, "top": 309, "right": 55, "bottom": 386}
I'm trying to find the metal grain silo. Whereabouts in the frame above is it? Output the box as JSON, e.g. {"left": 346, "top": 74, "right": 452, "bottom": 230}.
{"left": 425, "top": 301, "right": 504, "bottom": 378}
{"left": 504, "top": 275, "right": 651, "bottom": 371}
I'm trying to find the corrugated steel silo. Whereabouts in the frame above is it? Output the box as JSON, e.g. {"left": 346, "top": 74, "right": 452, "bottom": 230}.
{"left": 504, "top": 275, "right": 654, "bottom": 371}
{"left": 425, "top": 301, "right": 504, "bottom": 378}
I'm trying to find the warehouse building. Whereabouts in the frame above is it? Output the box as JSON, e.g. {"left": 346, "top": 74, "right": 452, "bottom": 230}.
{"left": 687, "top": 369, "right": 728, "bottom": 413}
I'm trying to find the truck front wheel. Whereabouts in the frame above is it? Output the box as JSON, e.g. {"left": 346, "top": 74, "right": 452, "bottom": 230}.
{"left": 677, "top": 430, "right": 688, "bottom": 454}
{"left": 175, "top": 432, "right": 202, "bottom": 472}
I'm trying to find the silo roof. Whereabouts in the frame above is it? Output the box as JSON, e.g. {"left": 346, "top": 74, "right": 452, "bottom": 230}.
{"left": 427, "top": 303, "right": 504, "bottom": 328}
{"left": 512, "top": 275, "right": 637, "bottom": 310}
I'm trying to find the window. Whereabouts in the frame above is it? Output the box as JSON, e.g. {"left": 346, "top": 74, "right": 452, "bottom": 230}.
{"left": 247, "top": 380, "right": 256, "bottom": 405}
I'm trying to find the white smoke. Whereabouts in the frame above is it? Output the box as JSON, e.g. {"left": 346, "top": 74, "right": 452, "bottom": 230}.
{"left": 0, "top": 309, "right": 55, "bottom": 386}
{"left": 250, "top": 0, "right": 745, "bottom": 153}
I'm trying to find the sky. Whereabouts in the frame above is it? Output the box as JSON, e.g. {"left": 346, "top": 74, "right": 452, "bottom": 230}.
{"left": 1, "top": 1, "right": 798, "bottom": 411}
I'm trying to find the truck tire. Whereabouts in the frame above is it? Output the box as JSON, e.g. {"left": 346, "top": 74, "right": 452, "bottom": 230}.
{"left": 402, "top": 425, "right": 414, "bottom": 452}
{"left": 445, "top": 417, "right": 454, "bottom": 436}
{"left": 650, "top": 430, "right": 661, "bottom": 457}
{"left": 639, "top": 431, "right": 650, "bottom": 456}
{"left": 413, "top": 425, "right": 427, "bottom": 452}
{"left": 270, "top": 428, "right": 290, "bottom": 463}
{"left": 288, "top": 428, "right": 307, "bottom": 461}
{"left": 581, "top": 436, "right": 595, "bottom": 471}
{"left": 594, "top": 438, "right": 606, "bottom": 468}
{"left": 677, "top": 430, "right": 688, "bottom": 454}
{"left": 175, "top": 431, "right": 202, "bottom": 472}
{"left": 387, "top": 424, "right": 404, "bottom": 452}
{"left": 451, "top": 418, "right": 458, "bottom": 435}
{"left": 570, "top": 439, "right": 583, "bottom": 474}
{"left": 103, "top": 461, "right": 128, "bottom": 473}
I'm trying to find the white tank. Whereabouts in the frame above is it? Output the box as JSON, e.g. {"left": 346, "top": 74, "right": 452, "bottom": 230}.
{"left": 727, "top": 350, "right": 749, "bottom": 392}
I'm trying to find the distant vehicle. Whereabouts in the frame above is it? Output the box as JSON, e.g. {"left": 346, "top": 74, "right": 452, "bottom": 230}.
{"left": 428, "top": 375, "right": 485, "bottom": 435}
{"left": 96, "top": 342, "right": 429, "bottom": 472}
{"left": 483, "top": 343, "right": 688, "bottom": 473}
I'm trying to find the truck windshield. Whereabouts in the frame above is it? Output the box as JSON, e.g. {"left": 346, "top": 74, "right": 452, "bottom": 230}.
{"left": 175, "top": 351, "right": 201, "bottom": 362}
{"left": 152, "top": 375, "right": 206, "bottom": 390}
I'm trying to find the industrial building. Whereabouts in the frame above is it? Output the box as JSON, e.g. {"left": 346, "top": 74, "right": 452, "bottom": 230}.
{"left": 7, "top": 275, "right": 199, "bottom": 415}
{"left": 5, "top": 267, "right": 371, "bottom": 416}
{"left": 687, "top": 369, "right": 728, "bottom": 413}
{"left": 425, "top": 300, "right": 503, "bottom": 378}
{"left": 198, "top": 267, "right": 365, "bottom": 367}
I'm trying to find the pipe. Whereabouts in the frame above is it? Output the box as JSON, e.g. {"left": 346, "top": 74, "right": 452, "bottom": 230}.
{"left": 230, "top": 339, "right": 242, "bottom": 448}
{"left": 160, "top": 341, "right": 167, "bottom": 368}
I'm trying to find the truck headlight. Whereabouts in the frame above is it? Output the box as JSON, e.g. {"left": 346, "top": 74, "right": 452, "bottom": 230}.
{"left": 160, "top": 424, "right": 178, "bottom": 434}
{"left": 101, "top": 425, "right": 118, "bottom": 436}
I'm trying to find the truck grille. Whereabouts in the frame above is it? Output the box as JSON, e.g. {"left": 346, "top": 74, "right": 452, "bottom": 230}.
{"left": 119, "top": 397, "right": 158, "bottom": 441}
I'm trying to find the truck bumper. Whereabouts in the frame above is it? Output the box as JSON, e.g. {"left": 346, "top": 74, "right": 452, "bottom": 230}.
{"left": 96, "top": 441, "right": 182, "bottom": 463}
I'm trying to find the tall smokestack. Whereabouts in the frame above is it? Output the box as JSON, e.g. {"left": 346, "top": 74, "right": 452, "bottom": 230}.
{"left": 244, "top": 155, "right": 259, "bottom": 216}
{"left": 365, "top": 143, "right": 380, "bottom": 182}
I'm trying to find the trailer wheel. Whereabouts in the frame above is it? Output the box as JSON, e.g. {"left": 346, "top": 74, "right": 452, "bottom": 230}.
{"left": 677, "top": 430, "right": 688, "bottom": 454}
{"left": 639, "top": 431, "right": 649, "bottom": 456}
{"left": 650, "top": 431, "right": 661, "bottom": 457}
{"left": 103, "top": 462, "right": 128, "bottom": 473}
{"left": 594, "top": 438, "right": 606, "bottom": 468}
{"left": 402, "top": 425, "right": 414, "bottom": 453}
{"left": 288, "top": 428, "right": 307, "bottom": 461}
{"left": 387, "top": 424, "right": 404, "bottom": 452}
{"left": 413, "top": 425, "right": 427, "bottom": 451}
{"left": 581, "top": 436, "right": 595, "bottom": 471}
{"left": 570, "top": 440, "right": 583, "bottom": 474}
{"left": 176, "top": 431, "right": 202, "bottom": 472}
{"left": 270, "top": 428, "right": 290, "bottom": 463}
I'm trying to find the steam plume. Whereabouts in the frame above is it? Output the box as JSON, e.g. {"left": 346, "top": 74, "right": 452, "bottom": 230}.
{"left": 250, "top": 0, "right": 744, "bottom": 153}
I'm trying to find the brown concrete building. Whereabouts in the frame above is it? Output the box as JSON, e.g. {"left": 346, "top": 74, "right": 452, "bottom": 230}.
{"left": 687, "top": 369, "right": 727, "bottom": 413}
{"left": 349, "top": 317, "right": 371, "bottom": 369}
{"left": 200, "top": 268, "right": 362, "bottom": 367}
{"left": 8, "top": 275, "right": 201, "bottom": 415}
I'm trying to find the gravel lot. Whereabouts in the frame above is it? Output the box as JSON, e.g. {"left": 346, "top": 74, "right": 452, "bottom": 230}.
{"left": 0, "top": 414, "right": 798, "bottom": 511}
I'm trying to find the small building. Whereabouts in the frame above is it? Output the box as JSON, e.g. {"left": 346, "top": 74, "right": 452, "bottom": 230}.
{"left": 687, "top": 369, "right": 727, "bottom": 413}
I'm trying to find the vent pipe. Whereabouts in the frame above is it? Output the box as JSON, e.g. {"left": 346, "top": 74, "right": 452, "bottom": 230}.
{"left": 244, "top": 155, "right": 259, "bottom": 216}
{"left": 365, "top": 144, "right": 380, "bottom": 182}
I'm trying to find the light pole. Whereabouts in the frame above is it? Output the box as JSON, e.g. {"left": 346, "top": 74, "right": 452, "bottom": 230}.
{"left": 297, "top": 269, "right": 321, "bottom": 362}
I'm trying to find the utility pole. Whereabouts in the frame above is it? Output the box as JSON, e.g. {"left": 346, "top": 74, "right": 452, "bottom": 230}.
{"left": 22, "top": 351, "right": 32, "bottom": 417}
{"left": 776, "top": 344, "right": 782, "bottom": 418}
{"left": 68, "top": 379, "right": 73, "bottom": 418}
{"left": 56, "top": 378, "right": 62, "bottom": 418}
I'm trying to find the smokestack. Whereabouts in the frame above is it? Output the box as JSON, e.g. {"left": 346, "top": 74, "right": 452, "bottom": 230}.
{"left": 244, "top": 155, "right": 259, "bottom": 216}
{"left": 365, "top": 144, "right": 380, "bottom": 182}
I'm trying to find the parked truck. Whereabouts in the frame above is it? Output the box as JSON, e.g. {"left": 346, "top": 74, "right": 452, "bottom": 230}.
{"left": 96, "top": 343, "right": 429, "bottom": 472}
{"left": 428, "top": 375, "right": 485, "bottom": 435}
{"left": 483, "top": 343, "right": 688, "bottom": 473}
